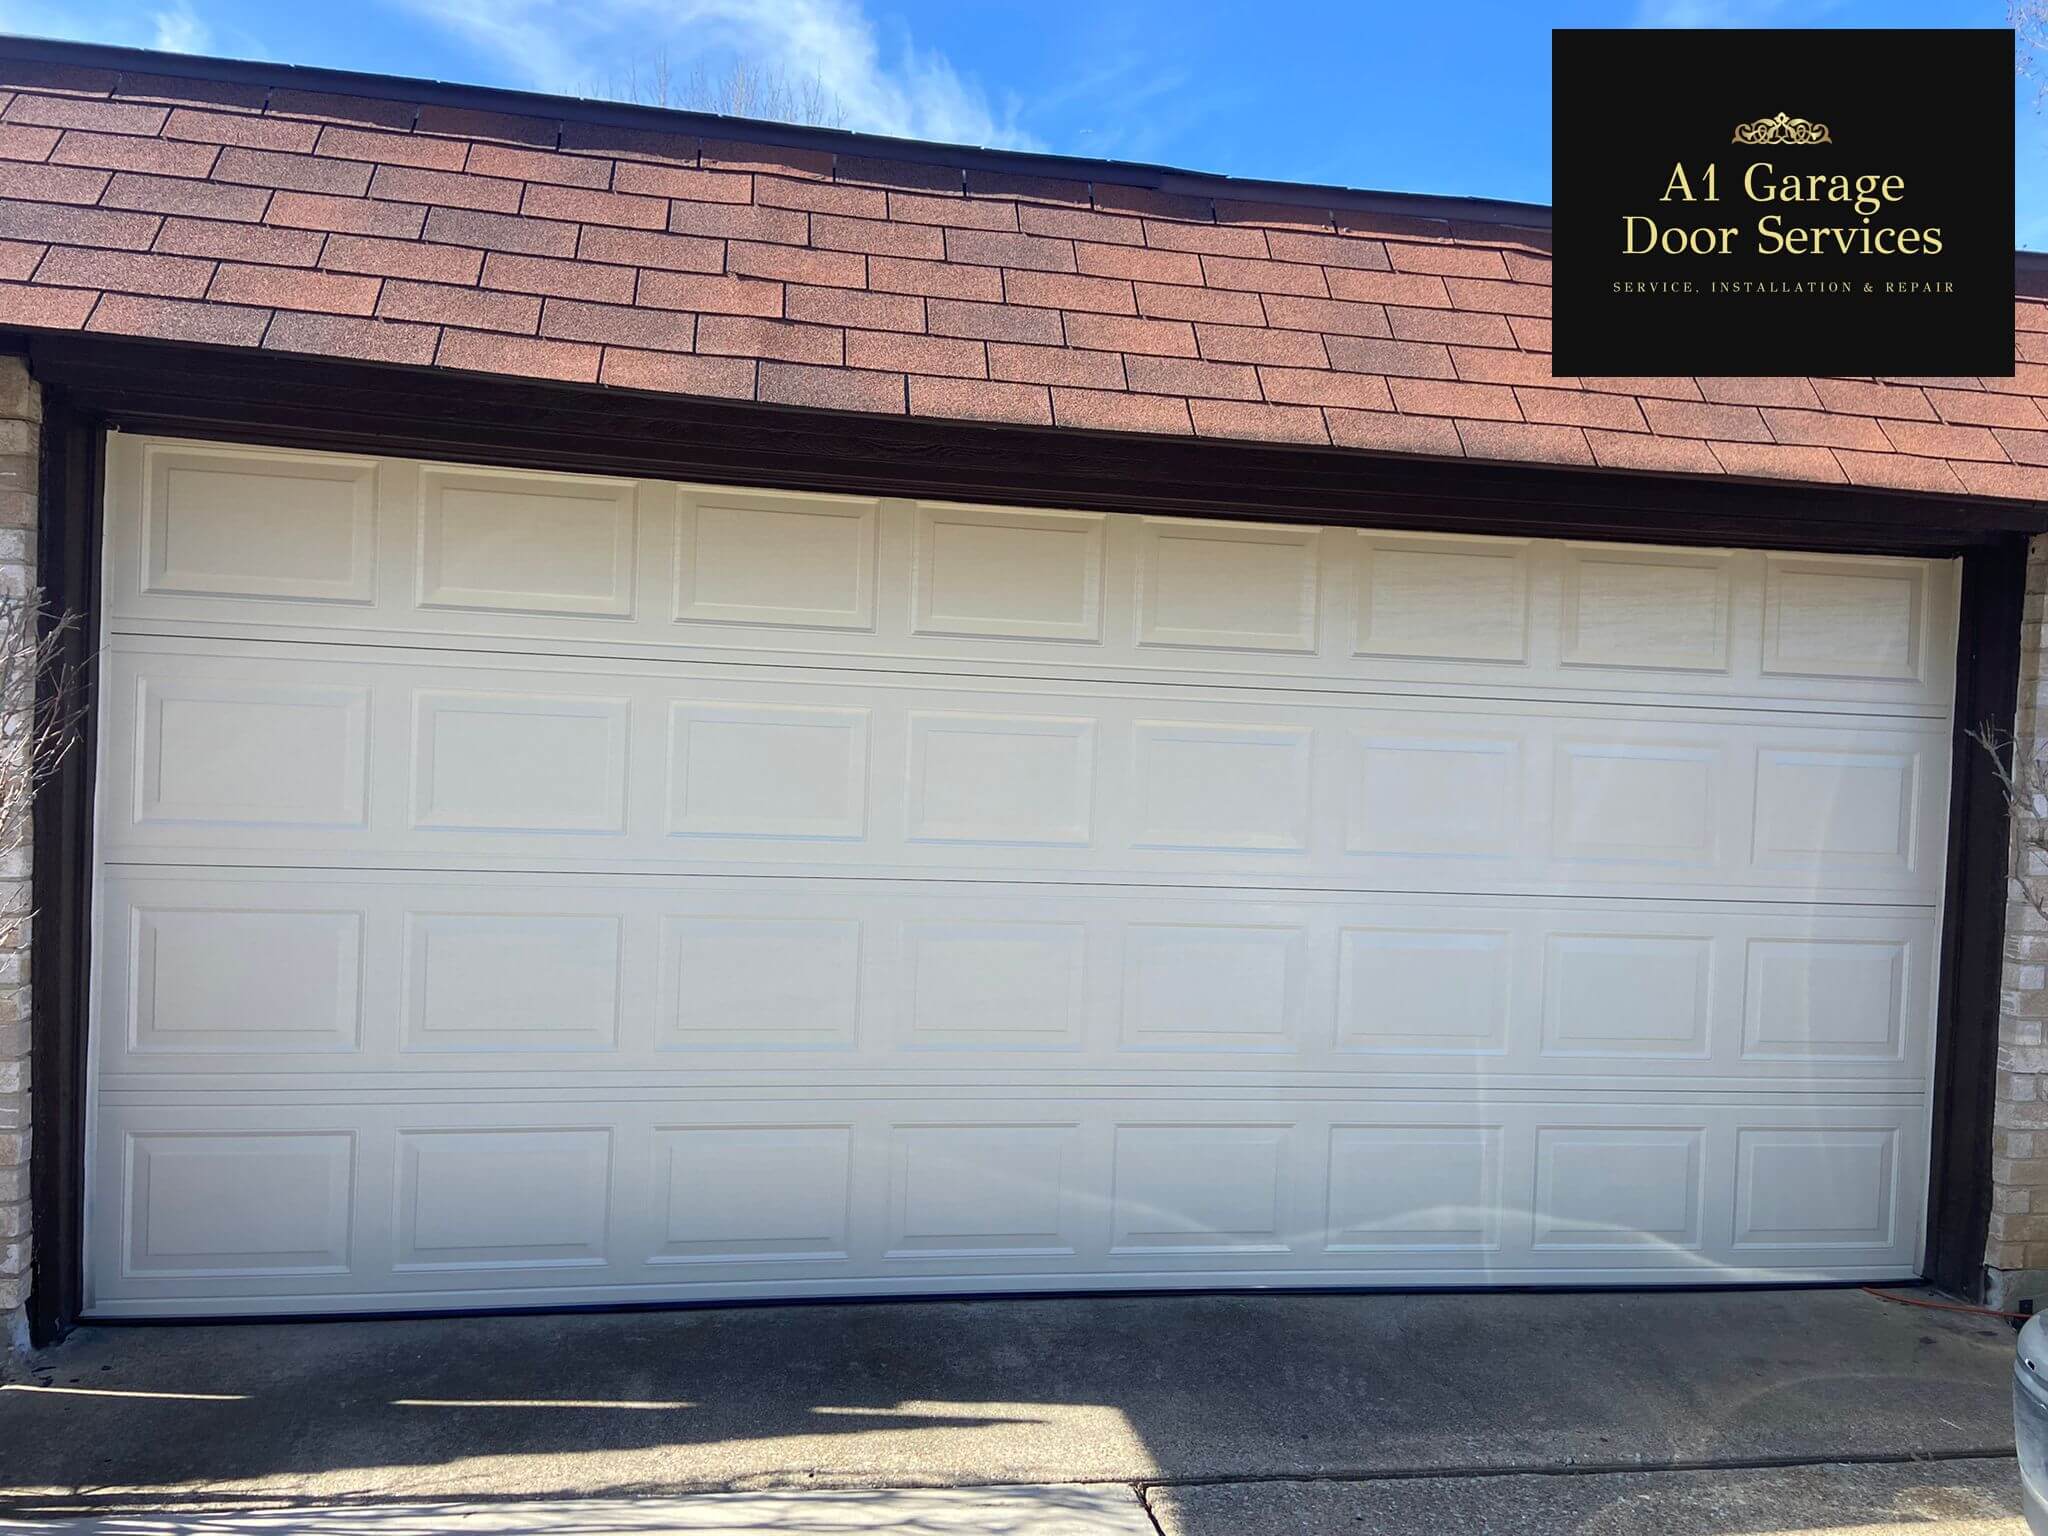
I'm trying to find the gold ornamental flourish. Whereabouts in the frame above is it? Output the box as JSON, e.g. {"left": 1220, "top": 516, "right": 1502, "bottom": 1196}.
{"left": 1732, "top": 111, "right": 1832, "bottom": 145}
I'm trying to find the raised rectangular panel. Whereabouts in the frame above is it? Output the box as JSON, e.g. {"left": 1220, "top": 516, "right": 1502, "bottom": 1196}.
{"left": 1544, "top": 935, "right": 1711, "bottom": 1057}
{"left": 1734, "top": 1129, "right": 1898, "bottom": 1248}
{"left": 1349, "top": 734, "right": 1519, "bottom": 857}
{"left": 1137, "top": 520, "right": 1320, "bottom": 652}
{"left": 138, "top": 678, "right": 368, "bottom": 828}
{"left": 1112, "top": 1125, "right": 1291, "bottom": 1254}
{"left": 887, "top": 1124, "right": 1078, "bottom": 1258}
{"left": 404, "top": 914, "right": 621, "bottom": 1051}
{"left": 904, "top": 921, "right": 1087, "bottom": 1050}
{"left": 651, "top": 1126, "right": 852, "bottom": 1264}
{"left": 142, "top": 444, "right": 375, "bottom": 604}
{"left": 1555, "top": 743, "right": 1717, "bottom": 865}
{"left": 912, "top": 505, "right": 1106, "bottom": 642}
{"left": 1122, "top": 924, "right": 1303, "bottom": 1052}
{"left": 1337, "top": 929, "right": 1511, "bottom": 1054}
{"left": 1533, "top": 1127, "right": 1704, "bottom": 1250}
{"left": 1753, "top": 749, "right": 1916, "bottom": 870}
{"left": 130, "top": 907, "right": 363, "bottom": 1053}
{"left": 677, "top": 491, "right": 877, "bottom": 630}
{"left": 667, "top": 704, "right": 869, "bottom": 840}
{"left": 661, "top": 916, "right": 861, "bottom": 1049}
{"left": 395, "top": 1128, "right": 612, "bottom": 1270}
{"left": 412, "top": 692, "right": 629, "bottom": 834}
{"left": 1326, "top": 1126, "right": 1502, "bottom": 1250}
{"left": 1764, "top": 556, "right": 1926, "bottom": 682}
{"left": 1562, "top": 547, "right": 1732, "bottom": 672}
{"left": 905, "top": 713, "right": 1095, "bottom": 846}
{"left": 1356, "top": 535, "right": 1530, "bottom": 662}
{"left": 1131, "top": 722, "right": 1313, "bottom": 852}
{"left": 417, "top": 466, "right": 636, "bottom": 618}
{"left": 123, "top": 1131, "right": 353, "bottom": 1277}
{"left": 1744, "top": 939, "right": 1907, "bottom": 1060}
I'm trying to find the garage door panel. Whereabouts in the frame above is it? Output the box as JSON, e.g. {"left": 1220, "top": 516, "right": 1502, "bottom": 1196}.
{"left": 99, "top": 642, "right": 1950, "bottom": 901}
{"left": 85, "top": 1096, "right": 1927, "bottom": 1314}
{"left": 94, "top": 872, "right": 1936, "bottom": 1087}
{"left": 103, "top": 435, "right": 1958, "bottom": 716}
{"left": 87, "top": 435, "right": 1956, "bottom": 1315}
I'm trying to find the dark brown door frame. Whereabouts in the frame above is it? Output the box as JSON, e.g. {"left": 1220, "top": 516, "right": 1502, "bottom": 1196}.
{"left": 21, "top": 334, "right": 2043, "bottom": 1342}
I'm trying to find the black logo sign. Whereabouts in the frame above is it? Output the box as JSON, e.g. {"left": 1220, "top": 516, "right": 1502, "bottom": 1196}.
{"left": 1552, "top": 29, "right": 2015, "bottom": 377}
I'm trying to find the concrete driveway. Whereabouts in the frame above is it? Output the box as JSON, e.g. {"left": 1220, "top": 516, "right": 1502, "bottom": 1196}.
{"left": 0, "top": 1288, "right": 2028, "bottom": 1531}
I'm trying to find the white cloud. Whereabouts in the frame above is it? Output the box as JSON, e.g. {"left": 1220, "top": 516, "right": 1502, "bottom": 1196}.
{"left": 151, "top": 1, "right": 211, "bottom": 53}
{"left": 396, "top": 0, "right": 1041, "bottom": 149}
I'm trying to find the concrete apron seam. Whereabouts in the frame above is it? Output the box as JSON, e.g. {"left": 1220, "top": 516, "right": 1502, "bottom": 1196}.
{"left": 6, "top": 1449, "right": 2023, "bottom": 1521}
{"left": 1124, "top": 1445, "right": 2023, "bottom": 1495}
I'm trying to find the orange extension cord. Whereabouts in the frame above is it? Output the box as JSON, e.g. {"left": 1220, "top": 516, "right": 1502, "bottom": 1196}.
{"left": 1860, "top": 1285, "right": 2033, "bottom": 1322}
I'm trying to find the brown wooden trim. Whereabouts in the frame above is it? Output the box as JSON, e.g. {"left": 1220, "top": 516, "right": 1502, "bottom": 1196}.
{"left": 28, "top": 385, "right": 102, "bottom": 1345}
{"left": 27, "top": 335, "right": 2047, "bottom": 556}
{"left": 14, "top": 336, "right": 2036, "bottom": 1328}
{"left": 1925, "top": 538, "right": 2029, "bottom": 1297}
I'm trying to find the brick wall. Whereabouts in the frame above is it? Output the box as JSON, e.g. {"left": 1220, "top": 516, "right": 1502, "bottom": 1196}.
{"left": 1990, "top": 538, "right": 2048, "bottom": 1308}
{"left": 0, "top": 355, "right": 32, "bottom": 1358}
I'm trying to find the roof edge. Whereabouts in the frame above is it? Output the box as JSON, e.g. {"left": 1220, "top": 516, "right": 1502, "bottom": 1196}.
{"left": 0, "top": 33, "right": 1558, "bottom": 230}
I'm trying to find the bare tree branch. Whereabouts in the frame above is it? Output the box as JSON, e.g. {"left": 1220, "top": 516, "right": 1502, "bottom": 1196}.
{"left": 590, "top": 50, "right": 848, "bottom": 129}
{"left": 0, "top": 589, "right": 86, "bottom": 947}
{"left": 2017, "top": 1, "right": 2047, "bottom": 109}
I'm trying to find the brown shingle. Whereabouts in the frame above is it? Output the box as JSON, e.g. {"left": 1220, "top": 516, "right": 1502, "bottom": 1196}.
{"left": 322, "top": 234, "right": 483, "bottom": 285}
{"left": 1326, "top": 407, "right": 1461, "bottom": 456}
{"left": 1325, "top": 268, "right": 1453, "bottom": 308}
{"left": 165, "top": 106, "right": 316, "bottom": 151}
{"left": 1076, "top": 243, "right": 1204, "bottom": 286}
{"left": 909, "top": 375, "right": 1052, "bottom": 425}
{"left": 1641, "top": 397, "right": 1770, "bottom": 443}
{"left": 52, "top": 128, "right": 217, "bottom": 177}
{"left": 601, "top": 347, "right": 756, "bottom": 397}
{"left": 378, "top": 278, "right": 539, "bottom": 333}
{"left": 888, "top": 190, "right": 1016, "bottom": 231}
{"left": 927, "top": 296, "right": 1060, "bottom": 344}
{"left": 35, "top": 245, "right": 212, "bottom": 298}
{"left": 576, "top": 224, "right": 723, "bottom": 275}
{"left": 1124, "top": 354, "right": 1260, "bottom": 400}
{"left": 1063, "top": 312, "right": 1197, "bottom": 357}
{"left": 1200, "top": 254, "right": 1328, "bottom": 297}
{"left": 541, "top": 295, "right": 693, "bottom": 351}
{"left": 1002, "top": 269, "right": 1132, "bottom": 314}
{"left": 488, "top": 250, "right": 637, "bottom": 303}
{"left": 470, "top": 142, "right": 614, "bottom": 189}
{"left": 758, "top": 360, "right": 904, "bottom": 413}
{"left": 944, "top": 228, "right": 1076, "bottom": 273}
{"left": 0, "top": 197, "right": 157, "bottom": 249}
{"left": 1265, "top": 230, "right": 1391, "bottom": 271}
{"left": 157, "top": 216, "right": 322, "bottom": 264}
{"left": 1133, "top": 281, "right": 1263, "bottom": 325}
{"left": 611, "top": 161, "right": 751, "bottom": 201}
{"left": 373, "top": 164, "right": 521, "bottom": 212}
{"left": 435, "top": 327, "right": 599, "bottom": 382}
{"left": 728, "top": 240, "right": 864, "bottom": 288}
{"left": 811, "top": 213, "right": 942, "bottom": 259}
{"left": 1877, "top": 417, "right": 2009, "bottom": 461}
{"left": 698, "top": 314, "right": 844, "bottom": 365}
{"left": 1190, "top": 398, "right": 1330, "bottom": 444}
{"left": 1389, "top": 377, "right": 1522, "bottom": 421}
{"left": 523, "top": 182, "right": 665, "bottom": 229}
{"left": 1194, "top": 323, "right": 1327, "bottom": 368}
{"left": 0, "top": 123, "right": 61, "bottom": 161}
{"left": 869, "top": 254, "right": 1002, "bottom": 301}
{"left": 1051, "top": 386, "right": 1194, "bottom": 435}
{"left": 269, "top": 189, "right": 425, "bottom": 238}
{"left": 1585, "top": 429, "right": 1723, "bottom": 475}
{"left": 0, "top": 279, "right": 96, "bottom": 329}
{"left": 845, "top": 329, "right": 984, "bottom": 378}
{"left": 988, "top": 341, "right": 1123, "bottom": 389}
{"left": 0, "top": 159, "right": 109, "bottom": 204}
{"left": 1384, "top": 306, "right": 1515, "bottom": 346}
{"left": 265, "top": 310, "right": 440, "bottom": 365}
{"left": 1256, "top": 366, "right": 1391, "bottom": 410}
{"left": 315, "top": 125, "right": 466, "bottom": 171}
{"left": 89, "top": 291, "right": 270, "bottom": 344}
{"left": 219, "top": 146, "right": 374, "bottom": 197}
{"left": 103, "top": 170, "right": 268, "bottom": 221}
{"left": 423, "top": 205, "right": 575, "bottom": 257}
{"left": 1324, "top": 335, "right": 1454, "bottom": 380}
{"left": 1760, "top": 407, "right": 1892, "bottom": 452}
{"left": 667, "top": 200, "right": 806, "bottom": 244}
{"left": 1708, "top": 440, "right": 1846, "bottom": 481}
{"left": 7, "top": 93, "right": 167, "bottom": 134}
{"left": 209, "top": 261, "right": 380, "bottom": 315}
{"left": 1261, "top": 294, "right": 1391, "bottom": 338}
{"left": 1453, "top": 418, "right": 1592, "bottom": 464}
{"left": 643, "top": 270, "right": 786, "bottom": 319}
{"left": 785, "top": 283, "right": 920, "bottom": 330}
{"left": 1513, "top": 386, "right": 1647, "bottom": 432}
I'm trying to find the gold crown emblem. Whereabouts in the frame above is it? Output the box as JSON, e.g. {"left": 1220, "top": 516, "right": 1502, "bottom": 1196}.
{"left": 1732, "top": 112, "right": 1832, "bottom": 146}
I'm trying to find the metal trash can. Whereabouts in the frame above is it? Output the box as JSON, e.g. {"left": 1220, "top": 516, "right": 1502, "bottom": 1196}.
{"left": 2016, "top": 1312, "right": 2048, "bottom": 1533}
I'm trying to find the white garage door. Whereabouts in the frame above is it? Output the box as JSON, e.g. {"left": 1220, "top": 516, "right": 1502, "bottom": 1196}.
{"left": 84, "top": 432, "right": 1957, "bottom": 1317}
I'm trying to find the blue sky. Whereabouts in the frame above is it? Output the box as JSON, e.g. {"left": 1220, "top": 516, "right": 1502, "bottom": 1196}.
{"left": 7, "top": 0, "right": 2044, "bottom": 246}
